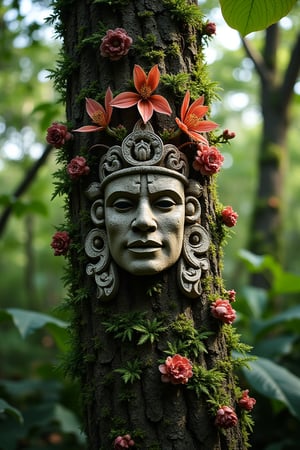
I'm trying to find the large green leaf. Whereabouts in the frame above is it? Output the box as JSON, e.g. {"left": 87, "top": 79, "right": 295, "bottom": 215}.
{"left": 238, "top": 250, "right": 300, "bottom": 294}
{"left": 0, "top": 399, "right": 23, "bottom": 423}
{"left": 255, "top": 305, "right": 300, "bottom": 336}
{"left": 219, "top": 0, "right": 297, "bottom": 36}
{"left": 242, "top": 357, "right": 300, "bottom": 419}
{"left": 4, "top": 308, "right": 67, "bottom": 339}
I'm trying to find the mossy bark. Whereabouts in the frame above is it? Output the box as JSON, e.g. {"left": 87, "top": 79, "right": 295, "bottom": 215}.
{"left": 57, "top": 0, "right": 246, "bottom": 448}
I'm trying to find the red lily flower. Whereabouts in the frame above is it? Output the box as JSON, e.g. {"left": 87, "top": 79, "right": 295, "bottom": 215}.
{"left": 110, "top": 64, "right": 172, "bottom": 124}
{"left": 175, "top": 91, "right": 218, "bottom": 143}
{"left": 74, "top": 87, "right": 113, "bottom": 132}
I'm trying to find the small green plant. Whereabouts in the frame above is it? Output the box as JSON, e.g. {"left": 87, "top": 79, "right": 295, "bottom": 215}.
{"left": 166, "top": 313, "right": 213, "bottom": 358}
{"left": 160, "top": 73, "right": 190, "bottom": 97}
{"left": 115, "top": 359, "right": 143, "bottom": 384}
{"left": 102, "top": 311, "right": 146, "bottom": 342}
{"left": 133, "top": 318, "right": 167, "bottom": 345}
{"left": 146, "top": 282, "right": 163, "bottom": 297}
{"left": 188, "top": 364, "right": 225, "bottom": 401}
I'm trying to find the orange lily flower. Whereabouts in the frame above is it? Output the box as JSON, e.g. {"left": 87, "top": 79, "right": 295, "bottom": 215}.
{"left": 175, "top": 91, "right": 218, "bottom": 143}
{"left": 110, "top": 64, "right": 172, "bottom": 124}
{"left": 74, "top": 87, "right": 113, "bottom": 132}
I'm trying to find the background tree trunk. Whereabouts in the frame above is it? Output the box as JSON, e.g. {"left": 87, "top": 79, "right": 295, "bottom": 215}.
{"left": 54, "top": 1, "right": 249, "bottom": 448}
{"left": 244, "top": 24, "right": 300, "bottom": 285}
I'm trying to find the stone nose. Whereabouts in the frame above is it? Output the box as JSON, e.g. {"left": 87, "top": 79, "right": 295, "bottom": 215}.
{"left": 131, "top": 199, "right": 157, "bottom": 232}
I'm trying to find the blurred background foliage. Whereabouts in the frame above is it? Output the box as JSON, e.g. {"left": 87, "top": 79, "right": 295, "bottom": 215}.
{"left": 0, "top": 0, "right": 300, "bottom": 449}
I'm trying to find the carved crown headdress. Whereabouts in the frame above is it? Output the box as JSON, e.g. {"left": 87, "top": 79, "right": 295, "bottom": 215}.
{"left": 99, "top": 121, "right": 189, "bottom": 189}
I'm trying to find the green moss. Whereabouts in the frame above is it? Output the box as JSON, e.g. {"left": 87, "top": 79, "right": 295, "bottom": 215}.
{"left": 162, "top": 0, "right": 204, "bottom": 27}
{"left": 160, "top": 73, "right": 190, "bottom": 96}
{"left": 134, "top": 34, "right": 165, "bottom": 63}
{"left": 260, "top": 142, "right": 282, "bottom": 164}
{"left": 137, "top": 10, "right": 154, "bottom": 18}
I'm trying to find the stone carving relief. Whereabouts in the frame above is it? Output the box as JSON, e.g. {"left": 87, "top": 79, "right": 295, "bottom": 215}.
{"left": 84, "top": 121, "right": 211, "bottom": 300}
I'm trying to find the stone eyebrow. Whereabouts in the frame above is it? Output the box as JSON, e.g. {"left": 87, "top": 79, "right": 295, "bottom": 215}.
{"left": 105, "top": 191, "right": 137, "bottom": 206}
{"left": 148, "top": 188, "right": 184, "bottom": 204}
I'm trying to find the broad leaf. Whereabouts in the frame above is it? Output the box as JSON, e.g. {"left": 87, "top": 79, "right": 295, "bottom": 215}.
{"left": 0, "top": 399, "right": 23, "bottom": 423}
{"left": 242, "top": 357, "right": 300, "bottom": 419}
{"left": 4, "top": 308, "right": 67, "bottom": 339}
{"left": 255, "top": 305, "right": 300, "bottom": 335}
{"left": 238, "top": 250, "right": 300, "bottom": 295}
{"left": 220, "top": 0, "right": 297, "bottom": 36}
{"left": 53, "top": 404, "right": 86, "bottom": 444}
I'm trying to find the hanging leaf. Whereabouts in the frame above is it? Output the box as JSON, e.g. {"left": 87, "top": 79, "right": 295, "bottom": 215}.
{"left": 4, "top": 308, "right": 67, "bottom": 339}
{"left": 219, "top": 0, "right": 297, "bottom": 36}
{"left": 0, "top": 399, "right": 23, "bottom": 423}
{"left": 242, "top": 357, "right": 300, "bottom": 419}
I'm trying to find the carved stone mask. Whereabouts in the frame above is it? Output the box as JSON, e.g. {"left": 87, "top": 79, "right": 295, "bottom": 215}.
{"left": 104, "top": 172, "right": 186, "bottom": 275}
{"left": 85, "top": 121, "right": 210, "bottom": 300}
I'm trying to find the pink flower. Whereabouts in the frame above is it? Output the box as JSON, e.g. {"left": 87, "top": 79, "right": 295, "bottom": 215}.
{"left": 222, "top": 129, "right": 236, "bottom": 140}
{"left": 113, "top": 434, "right": 135, "bottom": 449}
{"left": 175, "top": 91, "right": 218, "bottom": 144}
{"left": 227, "top": 289, "right": 236, "bottom": 303}
{"left": 204, "top": 22, "right": 216, "bottom": 36}
{"left": 215, "top": 406, "right": 238, "bottom": 428}
{"left": 238, "top": 390, "right": 256, "bottom": 411}
{"left": 51, "top": 231, "right": 70, "bottom": 256}
{"left": 192, "top": 144, "right": 224, "bottom": 175}
{"left": 74, "top": 87, "right": 113, "bottom": 133}
{"left": 46, "top": 122, "right": 72, "bottom": 149}
{"left": 221, "top": 206, "right": 238, "bottom": 227}
{"left": 67, "top": 156, "right": 90, "bottom": 180}
{"left": 159, "top": 354, "right": 193, "bottom": 385}
{"left": 110, "top": 64, "right": 172, "bottom": 124}
{"left": 100, "top": 28, "right": 132, "bottom": 61}
{"left": 211, "top": 299, "right": 236, "bottom": 324}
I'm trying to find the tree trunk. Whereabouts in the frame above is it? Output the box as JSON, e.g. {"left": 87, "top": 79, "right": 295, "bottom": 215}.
{"left": 248, "top": 25, "right": 287, "bottom": 265}
{"left": 52, "top": 1, "right": 250, "bottom": 448}
{"left": 246, "top": 24, "right": 300, "bottom": 277}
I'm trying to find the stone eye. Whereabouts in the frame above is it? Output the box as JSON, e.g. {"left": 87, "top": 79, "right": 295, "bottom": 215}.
{"left": 113, "top": 199, "right": 133, "bottom": 211}
{"left": 154, "top": 198, "right": 176, "bottom": 210}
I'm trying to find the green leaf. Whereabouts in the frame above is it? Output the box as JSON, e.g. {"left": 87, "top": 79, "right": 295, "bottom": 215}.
{"left": 242, "top": 357, "right": 300, "bottom": 419}
{"left": 219, "top": 0, "right": 297, "bottom": 36}
{"left": 53, "top": 404, "right": 86, "bottom": 444}
{"left": 255, "top": 305, "right": 300, "bottom": 336}
{"left": 0, "top": 399, "right": 23, "bottom": 423}
{"left": 4, "top": 308, "right": 67, "bottom": 339}
{"left": 238, "top": 250, "right": 300, "bottom": 295}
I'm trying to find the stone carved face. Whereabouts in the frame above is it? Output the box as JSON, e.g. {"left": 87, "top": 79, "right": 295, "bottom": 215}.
{"left": 104, "top": 173, "right": 185, "bottom": 275}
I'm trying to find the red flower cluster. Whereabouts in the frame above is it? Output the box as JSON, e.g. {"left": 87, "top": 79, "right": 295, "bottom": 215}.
{"left": 221, "top": 206, "right": 238, "bottom": 227}
{"left": 51, "top": 231, "right": 70, "bottom": 256}
{"left": 100, "top": 28, "right": 133, "bottom": 61}
{"left": 238, "top": 390, "right": 256, "bottom": 411}
{"left": 67, "top": 156, "right": 90, "bottom": 180}
{"left": 227, "top": 289, "right": 236, "bottom": 303}
{"left": 113, "top": 434, "right": 135, "bottom": 449}
{"left": 222, "top": 129, "right": 236, "bottom": 140}
{"left": 193, "top": 144, "right": 224, "bottom": 175}
{"left": 159, "top": 354, "right": 193, "bottom": 385}
{"left": 204, "top": 21, "right": 216, "bottom": 36}
{"left": 211, "top": 299, "right": 236, "bottom": 324}
{"left": 215, "top": 406, "right": 238, "bottom": 428}
{"left": 46, "top": 122, "right": 72, "bottom": 149}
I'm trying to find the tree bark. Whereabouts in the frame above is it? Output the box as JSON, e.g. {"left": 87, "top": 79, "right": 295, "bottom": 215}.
{"left": 55, "top": 1, "right": 248, "bottom": 448}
